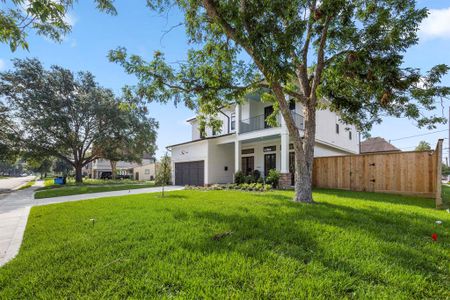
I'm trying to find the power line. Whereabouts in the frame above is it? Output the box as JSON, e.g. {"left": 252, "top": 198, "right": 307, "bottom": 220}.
{"left": 389, "top": 129, "right": 448, "bottom": 142}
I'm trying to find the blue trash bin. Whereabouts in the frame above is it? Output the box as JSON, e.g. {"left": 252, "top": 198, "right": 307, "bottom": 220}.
{"left": 54, "top": 177, "right": 64, "bottom": 185}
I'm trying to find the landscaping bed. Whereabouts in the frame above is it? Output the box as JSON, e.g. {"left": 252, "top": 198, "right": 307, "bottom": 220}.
{"left": 0, "top": 189, "right": 448, "bottom": 298}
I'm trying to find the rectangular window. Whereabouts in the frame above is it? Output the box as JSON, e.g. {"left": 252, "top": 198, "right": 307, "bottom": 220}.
{"left": 264, "top": 106, "right": 274, "bottom": 128}
{"left": 349, "top": 131, "right": 352, "bottom": 140}
{"left": 289, "top": 99, "right": 296, "bottom": 111}
{"left": 241, "top": 156, "right": 254, "bottom": 175}
{"left": 263, "top": 145, "right": 276, "bottom": 152}
{"left": 230, "top": 113, "right": 236, "bottom": 131}
{"left": 145, "top": 169, "right": 150, "bottom": 174}
{"left": 336, "top": 124, "right": 339, "bottom": 134}
{"left": 241, "top": 148, "right": 254, "bottom": 155}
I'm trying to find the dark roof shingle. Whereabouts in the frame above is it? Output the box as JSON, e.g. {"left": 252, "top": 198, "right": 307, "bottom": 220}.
{"left": 360, "top": 137, "right": 400, "bottom": 153}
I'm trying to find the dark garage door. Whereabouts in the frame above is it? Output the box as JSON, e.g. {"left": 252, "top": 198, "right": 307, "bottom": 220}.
{"left": 175, "top": 161, "right": 204, "bottom": 186}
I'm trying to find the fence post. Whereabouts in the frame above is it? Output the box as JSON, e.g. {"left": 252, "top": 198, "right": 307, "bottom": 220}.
{"left": 435, "top": 139, "right": 444, "bottom": 208}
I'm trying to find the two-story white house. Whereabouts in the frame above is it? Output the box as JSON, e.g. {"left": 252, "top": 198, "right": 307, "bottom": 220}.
{"left": 167, "top": 96, "right": 359, "bottom": 187}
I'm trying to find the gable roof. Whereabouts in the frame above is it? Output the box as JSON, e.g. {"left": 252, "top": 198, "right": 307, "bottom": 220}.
{"left": 360, "top": 137, "right": 400, "bottom": 153}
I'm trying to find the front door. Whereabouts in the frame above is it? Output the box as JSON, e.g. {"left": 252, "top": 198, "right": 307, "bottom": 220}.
{"left": 241, "top": 156, "right": 254, "bottom": 175}
{"left": 289, "top": 152, "right": 295, "bottom": 186}
{"left": 264, "top": 106, "right": 274, "bottom": 128}
{"left": 264, "top": 153, "right": 276, "bottom": 176}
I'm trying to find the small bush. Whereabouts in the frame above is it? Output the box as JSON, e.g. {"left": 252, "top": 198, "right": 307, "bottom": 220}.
{"left": 251, "top": 170, "right": 261, "bottom": 181}
{"left": 244, "top": 175, "right": 255, "bottom": 184}
{"left": 234, "top": 171, "right": 245, "bottom": 184}
{"left": 266, "top": 169, "right": 280, "bottom": 188}
{"left": 183, "top": 183, "right": 272, "bottom": 192}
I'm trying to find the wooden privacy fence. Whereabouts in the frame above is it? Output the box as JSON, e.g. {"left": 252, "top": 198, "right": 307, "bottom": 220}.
{"left": 312, "top": 139, "right": 443, "bottom": 207}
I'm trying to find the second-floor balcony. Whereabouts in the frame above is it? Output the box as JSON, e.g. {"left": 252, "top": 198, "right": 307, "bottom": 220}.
{"left": 239, "top": 111, "right": 304, "bottom": 134}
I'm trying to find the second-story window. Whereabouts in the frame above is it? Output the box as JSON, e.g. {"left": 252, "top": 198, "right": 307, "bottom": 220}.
{"left": 230, "top": 113, "right": 236, "bottom": 131}
{"left": 289, "top": 99, "right": 296, "bottom": 111}
{"left": 336, "top": 124, "right": 340, "bottom": 134}
{"left": 349, "top": 131, "right": 352, "bottom": 140}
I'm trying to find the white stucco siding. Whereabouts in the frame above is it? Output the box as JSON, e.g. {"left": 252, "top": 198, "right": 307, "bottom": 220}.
{"left": 314, "top": 143, "right": 350, "bottom": 157}
{"left": 207, "top": 141, "right": 235, "bottom": 184}
{"left": 315, "top": 108, "right": 359, "bottom": 154}
{"left": 190, "top": 119, "right": 201, "bottom": 140}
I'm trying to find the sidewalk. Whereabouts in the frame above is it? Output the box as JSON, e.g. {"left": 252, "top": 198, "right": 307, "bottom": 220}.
{"left": 0, "top": 181, "right": 43, "bottom": 266}
{"left": 0, "top": 183, "right": 184, "bottom": 266}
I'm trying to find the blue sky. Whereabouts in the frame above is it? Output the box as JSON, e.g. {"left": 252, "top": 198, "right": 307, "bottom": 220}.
{"left": 1, "top": 1, "right": 449, "bottom": 159}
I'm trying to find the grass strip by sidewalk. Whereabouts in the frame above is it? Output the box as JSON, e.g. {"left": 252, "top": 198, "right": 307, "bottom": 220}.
{"left": 34, "top": 182, "right": 156, "bottom": 199}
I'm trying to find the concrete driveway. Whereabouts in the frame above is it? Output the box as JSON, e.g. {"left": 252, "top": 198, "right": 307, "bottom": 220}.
{"left": 0, "top": 176, "right": 36, "bottom": 194}
{"left": 0, "top": 182, "right": 184, "bottom": 267}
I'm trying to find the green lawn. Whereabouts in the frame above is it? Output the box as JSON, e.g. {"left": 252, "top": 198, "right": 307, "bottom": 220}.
{"left": 35, "top": 181, "right": 156, "bottom": 199}
{"left": 0, "top": 189, "right": 448, "bottom": 299}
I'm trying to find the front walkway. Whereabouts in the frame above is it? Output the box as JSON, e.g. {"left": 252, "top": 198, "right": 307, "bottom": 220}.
{"left": 0, "top": 183, "right": 184, "bottom": 267}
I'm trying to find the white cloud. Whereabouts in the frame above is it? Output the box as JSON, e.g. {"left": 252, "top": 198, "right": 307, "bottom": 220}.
{"left": 419, "top": 7, "right": 450, "bottom": 40}
{"left": 0, "top": 59, "right": 5, "bottom": 71}
{"left": 64, "top": 13, "right": 77, "bottom": 27}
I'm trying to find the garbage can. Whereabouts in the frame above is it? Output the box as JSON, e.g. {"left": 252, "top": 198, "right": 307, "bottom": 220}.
{"left": 54, "top": 177, "right": 64, "bottom": 185}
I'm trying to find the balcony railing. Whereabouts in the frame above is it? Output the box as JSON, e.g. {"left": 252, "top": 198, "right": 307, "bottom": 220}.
{"left": 239, "top": 111, "right": 304, "bottom": 134}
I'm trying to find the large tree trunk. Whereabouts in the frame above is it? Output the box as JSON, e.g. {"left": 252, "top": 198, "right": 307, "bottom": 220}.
{"left": 273, "top": 84, "right": 316, "bottom": 203}
{"left": 75, "top": 164, "right": 83, "bottom": 183}
{"left": 110, "top": 160, "right": 117, "bottom": 180}
{"left": 293, "top": 103, "right": 316, "bottom": 203}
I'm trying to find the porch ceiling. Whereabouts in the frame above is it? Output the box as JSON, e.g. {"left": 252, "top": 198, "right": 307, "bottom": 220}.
{"left": 241, "top": 134, "right": 280, "bottom": 144}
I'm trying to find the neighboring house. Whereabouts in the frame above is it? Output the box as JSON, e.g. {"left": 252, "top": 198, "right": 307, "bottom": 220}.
{"left": 133, "top": 162, "right": 159, "bottom": 181}
{"left": 360, "top": 137, "right": 400, "bottom": 154}
{"left": 84, "top": 156, "right": 155, "bottom": 179}
{"left": 167, "top": 96, "right": 360, "bottom": 187}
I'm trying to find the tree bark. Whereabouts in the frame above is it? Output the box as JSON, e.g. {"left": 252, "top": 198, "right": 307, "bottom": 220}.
{"left": 293, "top": 102, "right": 316, "bottom": 203}
{"left": 75, "top": 164, "right": 83, "bottom": 183}
{"left": 110, "top": 160, "right": 117, "bottom": 180}
{"left": 273, "top": 84, "right": 315, "bottom": 203}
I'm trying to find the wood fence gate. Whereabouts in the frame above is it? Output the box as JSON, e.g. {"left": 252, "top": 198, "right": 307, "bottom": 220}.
{"left": 312, "top": 139, "right": 443, "bottom": 207}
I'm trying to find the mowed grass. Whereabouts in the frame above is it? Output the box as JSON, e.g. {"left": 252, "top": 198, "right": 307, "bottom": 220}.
{"left": 35, "top": 180, "right": 156, "bottom": 199}
{"left": 1, "top": 189, "right": 449, "bottom": 298}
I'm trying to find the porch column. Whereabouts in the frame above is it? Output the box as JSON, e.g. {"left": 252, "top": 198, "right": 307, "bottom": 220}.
{"left": 235, "top": 140, "right": 241, "bottom": 173}
{"left": 235, "top": 104, "right": 241, "bottom": 134}
{"left": 280, "top": 132, "right": 289, "bottom": 173}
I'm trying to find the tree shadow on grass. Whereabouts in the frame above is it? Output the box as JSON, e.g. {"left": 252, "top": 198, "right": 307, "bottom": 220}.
{"left": 177, "top": 196, "right": 448, "bottom": 292}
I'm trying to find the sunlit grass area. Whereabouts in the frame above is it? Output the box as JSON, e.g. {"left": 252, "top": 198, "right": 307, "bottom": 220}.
{"left": 1, "top": 189, "right": 448, "bottom": 298}
{"left": 35, "top": 179, "right": 156, "bottom": 199}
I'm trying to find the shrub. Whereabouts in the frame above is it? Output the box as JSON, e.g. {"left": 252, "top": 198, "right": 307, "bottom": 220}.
{"left": 266, "top": 169, "right": 280, "bottom": 188}
{"left": 234, "top": 171, "right": 245, "bottom": 184}
{"left": 257, "top": 176, "right": 264, "bottom": 184}
{"left": 251, "top": 169, "right": 261, "bottom": 181}
{"left": 244, "top": 175, "right": 255, "bottom": 184}
{"left": 183, "top": 183, "right": 271, "bottom": 192}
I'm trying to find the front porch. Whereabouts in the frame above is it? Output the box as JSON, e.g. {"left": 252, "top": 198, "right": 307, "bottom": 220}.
{"left": 233, "top": 134, "right": 294, "bottom": 188}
